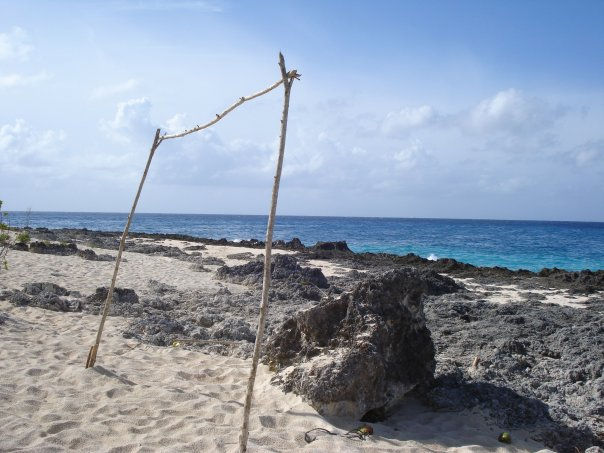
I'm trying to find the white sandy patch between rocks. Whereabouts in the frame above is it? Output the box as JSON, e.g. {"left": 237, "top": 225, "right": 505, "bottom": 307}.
{"left": 453, "top": 278, "right": 600, "bottom": 309}
{"left": 0, "top": 247, "right": 228, "bottom": 296}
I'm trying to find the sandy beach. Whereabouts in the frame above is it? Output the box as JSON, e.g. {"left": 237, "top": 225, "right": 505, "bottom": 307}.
{"left": 1, "top": 229, "right": 602, "bottom": 452}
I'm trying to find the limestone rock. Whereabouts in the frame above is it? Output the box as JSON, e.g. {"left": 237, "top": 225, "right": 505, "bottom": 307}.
{"left": 29, "top": 241, "right": 77, "bottom": 256}
{"left": 216, "top": 254, "right": 328, "bottom": 300}
{"left": 265, "top": 268, "right": 459, "bottom": 418}
{"left": 8, "top": 282, "right": 80, "bottom": 312}
{"left": 84, "top": 287, "right": 140, "bottom": 316}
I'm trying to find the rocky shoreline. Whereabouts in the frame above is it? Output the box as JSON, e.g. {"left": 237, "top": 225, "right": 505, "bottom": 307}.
{"left": 22, "top": 226, "right": 604, "bottom": 293}
{"left": 1, "top": 227, "right": 603, "bottom": 452}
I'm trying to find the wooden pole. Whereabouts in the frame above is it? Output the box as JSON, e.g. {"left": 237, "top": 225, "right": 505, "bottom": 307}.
{"left": 85, "top": 129, "right": 162, "bottom": 368}
{"left": 84, "top": 68, "right": 300, "bottom": 368}
{"left": 239, "top": 52, "right": 296, "bottom": 453}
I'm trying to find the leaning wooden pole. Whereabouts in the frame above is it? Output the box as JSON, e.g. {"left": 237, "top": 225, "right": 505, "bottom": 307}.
{"left": 239, "top": 53, "right": 297, "bottom": 452}
{"left": 85, "top": 129, "right": 162, "bottom": 368}
{"left": 84, "top": 56, "right": 299, "bottom": 370}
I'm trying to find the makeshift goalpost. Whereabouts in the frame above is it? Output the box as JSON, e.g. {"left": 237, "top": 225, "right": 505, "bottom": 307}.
{"left": 84, "top": 53, "right": 299, "bottom": 453}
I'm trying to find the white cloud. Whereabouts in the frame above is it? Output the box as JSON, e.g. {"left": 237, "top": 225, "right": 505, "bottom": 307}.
{"left": 382, "top": 105, "right": 438, "bottom": 135}
{"left": 478, "top": 174, "right": 531, "bottom": 194}
{"left": 0, "top": 71, "right": 51, "bottom": 88}
{"left": 101, "top": 97, "right": 154, "bottom": 143}
{"left": 393, "top": 140, "right": 430, "bottom": 170}
{"left": 91, "top": 79, "right": 139, "bottom": 100}
{"left": 164, "top": 113, "right": 188, "bottom": 134}
{"left": 467, "top": 88, "right": 561, "bottom": 135}
{"left": 149, "top": 128, "right": 279, "bottom": 187}
{"left": 0, "top": 27, "right": 33, "bottom": 61}
{"left": 568, "top": 140, "right": 603, "bottom": 167}
{"left": 0, "top": 119, "right": 66, "bottom": 173}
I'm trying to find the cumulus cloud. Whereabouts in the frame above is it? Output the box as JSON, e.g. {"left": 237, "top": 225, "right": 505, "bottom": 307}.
{"left": 0, "top": 27, "right": 32, "bottom": 61}
{"left": 478, "top": 174, "right": 531, "bottom": 194}
{"left": 0, "top": 27, "right": 51, "bottom": 90}
{"left": 393, "top": 140, "right": 431, "bottom": 170}
{"left": 466, "top": 88, "right": 562, "bottom": 135}
{"left": 0, "top": 71, "right": 51, "bottom": 88}
{"left": 91, "top": 79, "right": 139, "bottom": 100}
{"left": 0, "top": 119, "right": 66, "bottom": 173}
{"left": 101, "top": 97, "right": 154, "bottom": 143}
{"left": 383, "top": 89, "right": 564, "bottom": 141}
{"left": 568, "top": 140, "right": 603, "bottom": 167}
{"left": 382, "top": 105, "right": 438, "bottom": 135}
{"left": 150, "top": 128, "right": 278, "bottom": 187}
{"left": 163, "top": 113, "right": 188, "bottom": 134}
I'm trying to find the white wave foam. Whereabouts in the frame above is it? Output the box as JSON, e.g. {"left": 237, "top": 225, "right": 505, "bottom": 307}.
{"left": 427, "top": 253, "right": 438, "bottom": 261}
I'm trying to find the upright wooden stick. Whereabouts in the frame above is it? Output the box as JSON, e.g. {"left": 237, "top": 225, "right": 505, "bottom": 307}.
{"left": 86, "top": 129, "right": 162, "bottom": 368}
{"left": 239, "top": 53, "right": 296, "bottom": 453}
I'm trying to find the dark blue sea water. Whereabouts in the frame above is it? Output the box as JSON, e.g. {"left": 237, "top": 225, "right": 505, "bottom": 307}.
{"left": 5, "top": 211, "right": 604, "bottom": 272}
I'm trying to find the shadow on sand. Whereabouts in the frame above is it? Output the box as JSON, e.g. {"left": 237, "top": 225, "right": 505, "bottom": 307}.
{"left": 91, "top": 365, "right": 137, "bottom": 386}
{"left": 287, "top": 379, "right": 600, "bottom": 453}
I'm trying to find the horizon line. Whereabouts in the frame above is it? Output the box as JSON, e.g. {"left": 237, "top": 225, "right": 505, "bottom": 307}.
{"left": 6, "top": 209, "right": 604, "bottom": 225}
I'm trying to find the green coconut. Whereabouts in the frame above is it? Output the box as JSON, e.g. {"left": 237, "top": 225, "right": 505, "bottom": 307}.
{"left": 498, "top": 432, "right": 512, "bottom": 443}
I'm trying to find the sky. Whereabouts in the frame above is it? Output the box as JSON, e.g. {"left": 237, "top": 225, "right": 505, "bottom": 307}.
{"left": 1, "top": 0, "right": 603, "bottom": 221}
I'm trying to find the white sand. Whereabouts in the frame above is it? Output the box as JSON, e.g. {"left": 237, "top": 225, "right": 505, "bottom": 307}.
{"left": 453, "top": 277, "right": 600, "bottom": 309}
{"left": 0, "top": 243, "right": 551, "bottom": 452}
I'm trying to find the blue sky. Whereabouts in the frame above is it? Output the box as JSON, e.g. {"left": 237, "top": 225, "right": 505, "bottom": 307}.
{"left": 1, "top": 0, "right": 603, "bottom": 221}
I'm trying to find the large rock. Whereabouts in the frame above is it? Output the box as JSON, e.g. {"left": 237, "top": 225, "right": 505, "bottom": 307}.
{"left": 29, "top": 241, "right": 78, "bottom": 256}
{"left": 216, "top": 254, "right": 328, "bottom": 300}
{"left": 312, "top": 241, "right": 352, "bottom": 252}
{"left": 272, "top": 237, "right": 306, "bottom": 251}
{"left": 125, "top": 242, "right": 186, "bottom": 258}
{"left": 264, "top": 268, "right": 459, "bottom": 419}
{"left": 76, "top": 248, "right": 115, "bottom": 261}
{"left": 8, "top": 282, "right": 81, "bottom": 312}
{"left": 84, "top": 287, "right": 141, "bottom": 316}
{"left": 122, "top": 314, "right": 186, "bottom": 346}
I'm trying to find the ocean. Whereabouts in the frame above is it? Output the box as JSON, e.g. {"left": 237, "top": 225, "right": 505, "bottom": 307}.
{"left": 5, "top": 211, "right": 604, "bottom": 272}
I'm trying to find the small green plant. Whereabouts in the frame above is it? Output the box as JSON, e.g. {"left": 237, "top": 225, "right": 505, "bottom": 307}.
{"left": 0, "top": 200, "right": 8, "bottom": 269}
{"left": 25, "top": 207, "right": 32, "bottom": 228}
{"left": 0, "top": 199, "right": 25, "bottom": 270}
{"left": 0, "top": 200, "right": 6, "bottom": 231}
{"left": 16, "top": 231, "right": 30, "bottom": 244}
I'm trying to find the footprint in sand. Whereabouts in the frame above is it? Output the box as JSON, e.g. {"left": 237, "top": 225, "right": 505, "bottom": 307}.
{"left": 25, "top": 368, "right": 48, "bottom": 376}
{"left": 259, "top": 415, "right": 276, "bottom": 428}
{"left": 105, "top": 387, "right": 132, "bottom": 398}
{"left": 46, "top": 420, "right": 80, "bottom": 434}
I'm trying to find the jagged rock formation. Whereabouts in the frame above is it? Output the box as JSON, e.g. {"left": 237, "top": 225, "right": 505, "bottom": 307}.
{"left": 6, "top": 282, "right": 81, "bottom": 312}
{"left": 29, "top": 241, "right": 78, "bottom": 256}
{"left": 84, "top": 287, "right": 141, "bottom": 316}
{"left": 216, "top": 254, "right": 328, "bottom": 301}
{"left": 76, "top": 248, "right": 114, "bottom": 261}
{"left": 264, "top": 268, "right": 459, "bottom": 418}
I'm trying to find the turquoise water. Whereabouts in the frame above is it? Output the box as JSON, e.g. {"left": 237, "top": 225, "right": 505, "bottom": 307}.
{"left": 6, "top": 211, "right": 604, "bottom": 272}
